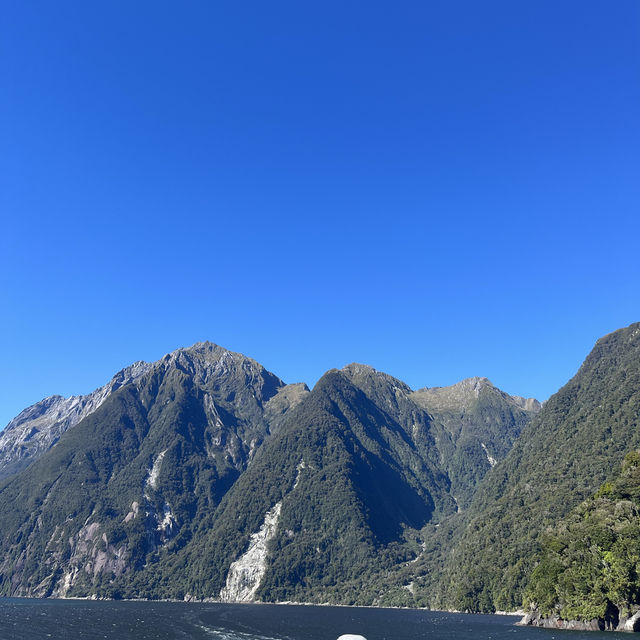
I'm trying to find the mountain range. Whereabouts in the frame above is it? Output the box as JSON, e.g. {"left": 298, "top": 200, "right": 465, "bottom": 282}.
{"left": 0, "top": 323, "right": 638, "bottom": 629}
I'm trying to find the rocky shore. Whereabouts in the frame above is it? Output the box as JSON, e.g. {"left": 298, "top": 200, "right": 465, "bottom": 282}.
{"left": 518, "top": 608, "right": 640, "bottom": 633}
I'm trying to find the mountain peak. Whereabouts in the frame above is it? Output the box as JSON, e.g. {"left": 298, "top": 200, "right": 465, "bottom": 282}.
{"left": 510, "top": 396, "right": 542, "bottom": 412}
{"left": 169, "top": 342, "right": 276, "bottom": 372}
{"left": 340, "top": 363, "right": 412, "bottom": 394}
{"left": 416, "top": 376, "right": 494, "bottom": 393}
{"left": 412, "top": 376, "right": 493, "bottom": 410}
{"left": 169, "top": 341, "right": 235, "bottom": 363}
{"left": 412, "top": 376, "right": 540, "bottom": 415}
{"left": 181, "top": 340, "right": 228, "bottom": 355}
{"left": 0, "top": 342, "right": 289, "bottom": 481}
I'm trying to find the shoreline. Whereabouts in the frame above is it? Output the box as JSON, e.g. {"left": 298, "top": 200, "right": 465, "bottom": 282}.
{"left": 0, "top": 593, "right": 523, "bottom": 617}
{"left": 518, "top": 609, "right": 640, "bottom": 633}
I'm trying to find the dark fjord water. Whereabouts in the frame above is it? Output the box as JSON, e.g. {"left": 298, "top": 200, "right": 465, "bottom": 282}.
{"left": 0, "top": 599, "right": 612, "bottom": 640}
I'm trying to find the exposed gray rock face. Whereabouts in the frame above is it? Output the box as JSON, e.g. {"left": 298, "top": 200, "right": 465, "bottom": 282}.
{"left": 219, "top": 500, "right": 283, "bottom": 602}
{"left": 622, "top": 611, "right": 640, "bottom": 632}
{"left": 0, "top": 361, "right": 151, "bottom": 480}
{"left": 518, "top": 606, "right": 640, "bottom": 632}
{"left": 47, "top": 519, "right": 130, "bottom": 599}
{"left": 518, "top": 611, "right": 605, "bottom": 631}
{"left": 0, "top": 342, "right": 306, "bottom": 482}
{"left": 264, "top": 382, "right": 310, "bottom": 433}
{"left": 511, "top": 396, "right": 543, "bottom": 412}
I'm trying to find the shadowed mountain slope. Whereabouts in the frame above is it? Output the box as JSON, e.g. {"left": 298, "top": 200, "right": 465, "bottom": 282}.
{"left": 168, "top": 366, "right": 537, "bottom": 604}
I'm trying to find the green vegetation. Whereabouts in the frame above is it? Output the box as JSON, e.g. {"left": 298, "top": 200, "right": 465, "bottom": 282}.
{"left": 182, "top": 367, "right": 535, "bottom": 604}
{"left": 176, "top": 369, "right": 445, "bottom": 602}
{"left": 0, "top": 345, "right": 290, "bottom": 599}
{"left": 14, "top": 322, "right": 640, "bottom": 611}
{"left": 428, "top": 322, "right": 640, "bottom": 613}
{"left": 0, "top": 344, "right": 535, "bottom": 603}
{"left": 524, "top": 451, "right": 640, "bottom": 621}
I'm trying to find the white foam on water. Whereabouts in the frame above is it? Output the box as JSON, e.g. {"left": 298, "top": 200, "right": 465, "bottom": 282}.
{"left": 197, "top": 624, "right": 285, "bottom": 640}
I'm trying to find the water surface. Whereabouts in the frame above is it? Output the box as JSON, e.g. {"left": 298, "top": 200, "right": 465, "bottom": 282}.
{"left": 0, "top": 599, "right": 613, "bottom": 640}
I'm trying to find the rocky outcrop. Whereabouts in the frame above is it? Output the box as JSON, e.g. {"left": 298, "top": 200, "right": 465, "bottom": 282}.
{"left": 218, "top": 501, "right": 282, "bottom": 602}
{"left": 9, "top": 517, "right": 132, "bottom": 599}
{"left": 519, "top": 606, "right": 640, "bottom": 632}
{"left": 263, "top": 382, "right": 310, "bottom": 433}
{"left": 519, "top": 612, "right": 606, "bottom": 631}
{"left": 0, "top": 342, "right": 302, "bottom": 481}
{"left": 0, "top": 360, "right": 151, "bottom": 480}
{"left": 511, "top": 396, "right": 542, "bottom": 412}
{"left": 622, "top": 612, "right": 640, "bottom": 632}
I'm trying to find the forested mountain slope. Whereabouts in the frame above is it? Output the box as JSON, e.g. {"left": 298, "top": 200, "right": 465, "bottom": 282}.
{"left": 164, "top": 365, "right": 536, "bottom": 604}
{"left": 0, "top": 345, "right": 535, "bottom": 601}
{"left": 430, "top": 322, "right": 640, "bottom": 612}
{"left": 0, "top": 343, "right": 307, "bottom": 598}
{"left": 522, "top": 450, "right": 640, "bottom": 631}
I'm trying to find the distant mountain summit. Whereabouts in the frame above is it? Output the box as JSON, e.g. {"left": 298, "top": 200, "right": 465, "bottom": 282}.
{"left": 0, "top": 360, "right": 152, "bottom": 480}
{"left": 0, "top": 341, "right": 538, "bottom": 601}
{"left": 413, "top": 376, "right": 540, "bottom": 413}
{"left": 411, "top": 375, "right": 540, "bottom": 509}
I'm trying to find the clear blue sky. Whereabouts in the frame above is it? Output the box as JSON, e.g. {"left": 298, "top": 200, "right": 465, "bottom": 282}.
{"left": 1, "top": 1, "right": 639, "bottom": 428}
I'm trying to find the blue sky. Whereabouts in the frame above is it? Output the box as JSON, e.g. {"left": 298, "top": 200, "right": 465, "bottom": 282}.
{"left": 1, "top": 1, "right": 639, "bottom": 428}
